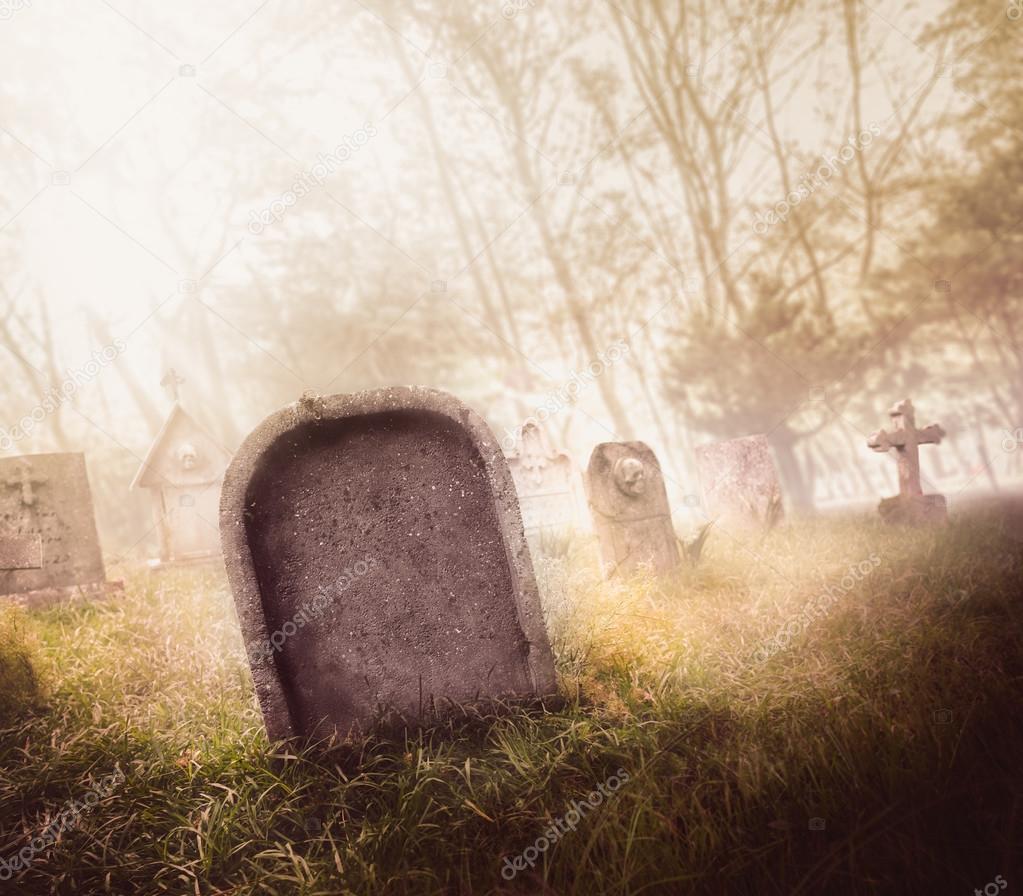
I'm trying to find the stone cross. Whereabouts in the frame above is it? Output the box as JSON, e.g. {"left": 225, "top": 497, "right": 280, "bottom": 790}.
{"left": 4, "top": 461, "right": 48, "bottom": 507}
{"left": 867, "top": 399, "right": 948, "bottom": 525}
{"left": 161, "top": 368, "right": 185, "bottom": 403}
{"left": 867, "top": 399, "right": 945, "bottom": 497}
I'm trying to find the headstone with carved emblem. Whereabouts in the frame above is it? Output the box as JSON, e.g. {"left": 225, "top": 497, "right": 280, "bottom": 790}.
{"left": 585, "top": 441, "right": 680, "bottom": 577}
{"left": 0, "top": 453, "right": 114, "bottom": 606}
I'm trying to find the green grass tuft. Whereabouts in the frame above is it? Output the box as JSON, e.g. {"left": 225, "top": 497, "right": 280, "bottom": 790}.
{"left": 0, "top": 606, "right": 44, "bottom": 721}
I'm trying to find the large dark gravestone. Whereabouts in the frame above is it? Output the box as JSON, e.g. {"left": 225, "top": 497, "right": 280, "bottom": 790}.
{"left": 221, "top": 388, "right": 557, "bottom": 741}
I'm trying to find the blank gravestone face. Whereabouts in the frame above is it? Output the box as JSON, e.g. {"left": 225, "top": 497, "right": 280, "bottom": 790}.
{"left": 0, "top": 453, "right": 106, "bottom": 600}
{"left": 221, "top": 388, "right": 557, "bottom": 741}
{"left": 695, "top": 434, "right": 783, "bottom": 529}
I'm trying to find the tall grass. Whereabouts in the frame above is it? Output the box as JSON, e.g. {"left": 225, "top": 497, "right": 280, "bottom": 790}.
{"left": 1, "top": 508, "right": 1021, "bottom": 894}
{"left": 0, "top": 606, "right": 43, "bottom": 720}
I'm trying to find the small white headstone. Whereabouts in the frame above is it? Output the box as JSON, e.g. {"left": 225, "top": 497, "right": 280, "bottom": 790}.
{"left": 506, "top": 422, "right": 580, "bottom": 535}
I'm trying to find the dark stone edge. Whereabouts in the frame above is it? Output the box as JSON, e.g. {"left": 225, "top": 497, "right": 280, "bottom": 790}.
{"left": 219, "top": 386, "right": 558, "bottom": 742}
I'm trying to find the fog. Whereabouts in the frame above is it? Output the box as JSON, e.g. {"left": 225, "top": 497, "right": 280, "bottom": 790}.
{"left": 1, "top": 0, "right": 1020, "bottom": 554}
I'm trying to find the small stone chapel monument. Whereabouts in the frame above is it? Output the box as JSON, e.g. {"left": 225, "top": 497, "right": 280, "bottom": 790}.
{"left": 131, "top": 370, "right": 230, "bottom": 566}
{"left": 0, "top": 452, "right": 115, "bottom": 607}
{"left": 220, "top": 387, "right": 557, "bottom": 741}
{"left": 867, "top": 398, "right": 948, "bottom": 524}
{"left": 586, "top": 441, "right": 680, "bottom": 577}
{"left": 506, "top": 421, "right": 583, "bottom": 536}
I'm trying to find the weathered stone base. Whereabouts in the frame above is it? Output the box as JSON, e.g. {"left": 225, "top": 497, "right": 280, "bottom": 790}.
{"left": 878, "top": 493, "right": 948, "bottom": 525}
{"left": 0, "top": 580, "right": 124, "bottom": 610}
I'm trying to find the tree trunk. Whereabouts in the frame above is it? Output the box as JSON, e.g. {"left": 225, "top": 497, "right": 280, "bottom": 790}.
{"left": 769, "top": 426, "right": 811, "bottom": 508}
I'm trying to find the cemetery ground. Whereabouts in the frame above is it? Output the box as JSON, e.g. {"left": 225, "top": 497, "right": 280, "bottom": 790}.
{"left": 2, "top": 504, "right": 1022, "bottom": 895}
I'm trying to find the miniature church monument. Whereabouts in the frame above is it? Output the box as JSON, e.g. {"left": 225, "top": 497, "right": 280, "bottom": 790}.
{"left": 131, "top": 370, "right": 230, "bottom": 565}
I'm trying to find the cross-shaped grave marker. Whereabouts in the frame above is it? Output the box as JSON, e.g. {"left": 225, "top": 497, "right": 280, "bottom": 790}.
{"left": 867, "top": 399, "right": 948, "bottom": 523}
{"left": 161, "top": 368, "right": 185, "bottom": 403}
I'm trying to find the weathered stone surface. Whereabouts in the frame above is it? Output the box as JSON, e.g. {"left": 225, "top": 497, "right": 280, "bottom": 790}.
{"left": 0, "top": 533, "right": 41, "bottom": 570}
{"left": 506, "top": 422, "right": 580, "bottom": 535}
{"left": 585, "top": 442, "right": 679, "bottom": 577}
{"left": 868, "top": 398, "right": 947, "bottom": 525}
{"left": 220, "top": 387, "right": 557, "bottom": 741}
{"left": 695, "top": 434, "right": 784, "bottom": 530}
{"left": 0, "top": 453, "right": 109, "bottom": 605}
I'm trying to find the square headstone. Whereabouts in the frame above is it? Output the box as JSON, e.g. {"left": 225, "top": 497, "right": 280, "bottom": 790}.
{"left": 695, "top": 434, "right": 784, "bottom": 529}
{"left": 0, "top": 453, "right": 110, "bottom": 605}
{"left": 220, "top": 388, "right": 557, "bottom": 741}
{"left": 585, "top": 441, "right": 680, "bottom": 577}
